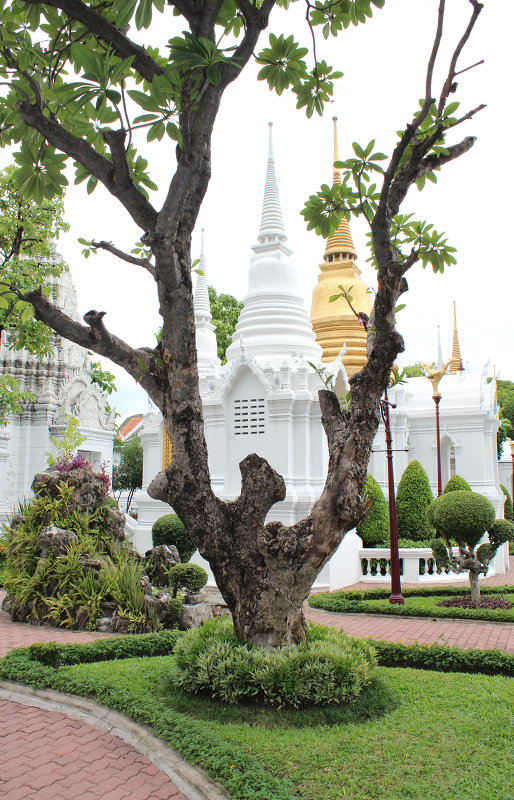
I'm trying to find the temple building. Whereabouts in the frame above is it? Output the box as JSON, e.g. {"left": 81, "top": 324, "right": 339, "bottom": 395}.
{"left": 0, "top": 263, "right": 115, "bottom": 523}
{"left": 132, "top": 121, "right": 506, "bottom": 586}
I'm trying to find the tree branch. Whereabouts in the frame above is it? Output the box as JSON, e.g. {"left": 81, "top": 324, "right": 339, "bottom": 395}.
{"left": 91, "top": 241, "right": 156, "bottom": 276}
{"left": 17, "top": 102, "right": 158, "bottom": 233}
{"left": 24, "top": 288, "right": 164, "bottom": 405}
{"left": 22, "top": 0, "right": 164, "bottom": 82}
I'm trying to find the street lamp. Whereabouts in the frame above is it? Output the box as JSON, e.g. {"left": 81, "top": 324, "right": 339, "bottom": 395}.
{"left": 380, "top": 389, "right": 404, "bottom": 605}
{"left": 422, "top": 360, "right": 451, "bottom": 496}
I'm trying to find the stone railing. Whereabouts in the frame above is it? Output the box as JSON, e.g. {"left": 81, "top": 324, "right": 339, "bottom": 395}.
{"left": 360, "top": 547, "right": 471, "bottom": 584}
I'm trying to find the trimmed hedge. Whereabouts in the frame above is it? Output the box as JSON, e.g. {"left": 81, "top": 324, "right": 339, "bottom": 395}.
{"left": 366, "top": 639, "right": 514, "bottom": 677}
{"left": 152, "top": 513, "right": 196, "bottom": 562}
{"left": 169, "top": 563, "right": 208, "bottom": 597}
{"left": 312, "top": 585, "right": 514, "bottom": 601}
{"left": 396, "top": 461, "right": 434, "bottom": 542}
{"left": 501, "top": 484, "right": 513, "bottom": 521}
{"left": 443, "top": 475, "right": 472, "bottom": 493}
{"left": 357, "top": 474, "right": 389, "bottom": 547}
{"left": 427, "top": 490, "right": 495, "bottom": 548}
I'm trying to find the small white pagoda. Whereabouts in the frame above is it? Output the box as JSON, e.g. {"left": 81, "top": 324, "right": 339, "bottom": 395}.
{"left": 0, "top": 265, "right": 115, "bottom": 522}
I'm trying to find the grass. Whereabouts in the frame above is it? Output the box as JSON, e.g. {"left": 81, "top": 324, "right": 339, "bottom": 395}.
{"left": 51, "top": 655, "right": 513, "bottom": 800}
{"left": 309, "top": 591, "right": 514, "bottom": 622}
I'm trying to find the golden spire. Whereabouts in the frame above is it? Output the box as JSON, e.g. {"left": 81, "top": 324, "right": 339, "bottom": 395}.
{"left": 324, "top": 116, "right": 357, "bottom": 260}
{"left": 449, "top": 301, "right": 463, "bottom": 375}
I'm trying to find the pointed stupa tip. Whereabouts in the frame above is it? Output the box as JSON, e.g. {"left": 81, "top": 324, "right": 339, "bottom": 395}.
{"left": 449, "top": 300, "right": 463, "bottom": 374}
{"left": 194, "top": 228, "right": 211, "bottom": 319}
{"left": 257, "top": 122, "right": 286, "bottom": 243}
{"left": 323, "top": 115, "right": 357, "bottom": 260}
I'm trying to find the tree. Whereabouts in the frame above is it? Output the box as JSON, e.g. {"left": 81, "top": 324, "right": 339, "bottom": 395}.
{"left": 112, "top": 436, "right": 143, "bottom": 512}
{"left": 396, "top": 461, "right": 434, "bottom": 542}
{"left": 0, "top": 0, "right": 485, "bottom": 647}
{"left": 497, "top": 380, "right": 514, "bottom": 439}
{"left": 428, "top": 491, "right": 514, "bottom": 604}
{"left": 403, "top": 362, "right": 435, "bottom": 378}
{"left": 208, "top": 286, "right": 243, "bottom": 364}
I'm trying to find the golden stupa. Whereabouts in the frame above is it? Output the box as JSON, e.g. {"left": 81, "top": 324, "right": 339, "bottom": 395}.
{"left": 449, "top": 301, "right": 463, "bottom": 375}
{"left": 310, "top": 117, "right": 372, "bottom": 376}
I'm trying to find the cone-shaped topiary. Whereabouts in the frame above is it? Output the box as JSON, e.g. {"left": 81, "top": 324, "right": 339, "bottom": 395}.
{"left": 443, "top": 475, "right": 472, "bottom": 493}
{"left": 357, "top": 474, "right": 389, "bottom": 547}
{"left": 396, "top": 461, "right": 434, "bottom": 542}
{"left": 152, "top": 513, "right": 196, "bottom": 562}
{"left": 500, "top": 485, "right": 513, "bottom": 521}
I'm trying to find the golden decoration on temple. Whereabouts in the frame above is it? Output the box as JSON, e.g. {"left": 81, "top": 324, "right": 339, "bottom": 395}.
{"left": 162, "top": 427, "right": 172, "bottom": 470}
{"left": 310, "top": 117, "right": 371, "bottom": 375}
{"left": 449, "top": 301, "right": 463, "bottom": 375}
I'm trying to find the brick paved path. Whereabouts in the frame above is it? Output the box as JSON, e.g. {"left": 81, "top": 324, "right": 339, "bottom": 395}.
{"left": 0, "top": 591, "right": 193, "bottom": 799}
{"left": 0, "top": 700, "right": 187, "bottom": 800}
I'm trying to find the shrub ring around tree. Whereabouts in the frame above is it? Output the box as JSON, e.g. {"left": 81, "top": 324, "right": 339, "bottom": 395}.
{"left": 167, "top": 618, "right": 377, "bottom": 708}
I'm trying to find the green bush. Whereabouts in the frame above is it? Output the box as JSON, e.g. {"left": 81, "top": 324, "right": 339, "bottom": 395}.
{"left": 168, "top": 618, "right": 377, "bottom": 708}
{"left": 103, "top": 495, "right": 120, "bottom": 510}
{"left": 357, "top": 474, "right": 389, "bottom": 546}
{"left": 166, "top": 597, "right": 184, "bottom": 628}
{"left": 310, "top": 585, "right": 514, "bottom": 601}
{"left": 169, "top": 563, "right": 208, "bottom": 597}
{"left": 367, "top": 639, "right": 514, "bottom": 677}
{"left": 488, "top": 519, "right": 514, "bottom": 551}
{"left": 396, "top": 461, "right": 434, "bottom": 542}
{"left": 443, "top": 475, "right": 472, "bottom": 493}
{"left": 152, "top": 513, "right": 196, "bottom": 562}
{"left": 427, "top": 490, "right": 495, "bottom": 548}
{"left": 500, "top": 484, "right": 513, "bottom": 521}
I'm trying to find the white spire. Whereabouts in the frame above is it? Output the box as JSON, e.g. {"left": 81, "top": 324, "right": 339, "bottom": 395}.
{"left": 257, "top": 123, "right": 286, "bottom": 244}
{"left": 194, "top": 229, "right": 211, "bottom": 321}
{"left": 194, "top": 230, "right": 221, "bottom": 374}
{"left": 226, "top": 124, "right": 322, "bottom": 365}
{"left": 436, "top": 324, "right": 444, "bottom": 369}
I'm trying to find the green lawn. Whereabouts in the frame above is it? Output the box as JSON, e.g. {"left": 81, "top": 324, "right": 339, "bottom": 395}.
{"left": 309, "top": 591, "right": 514, "bottom": 622}
{"left": 56, "top": 655, "right": 514, "bottom": 800}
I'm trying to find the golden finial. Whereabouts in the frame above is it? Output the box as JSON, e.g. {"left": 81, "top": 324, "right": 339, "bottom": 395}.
{"left": 332, "top": 116, "right": 341, "bottom": 185}
{"left": 449, "top": 301, "right": 463, "bottom": 375}
{"left": 422, "top": 360, "right": 451, "bottom": 397}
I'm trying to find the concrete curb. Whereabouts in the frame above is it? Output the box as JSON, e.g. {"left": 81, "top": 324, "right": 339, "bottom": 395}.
{"left": 0, "top": 680, "right": 230, "bottom": 800}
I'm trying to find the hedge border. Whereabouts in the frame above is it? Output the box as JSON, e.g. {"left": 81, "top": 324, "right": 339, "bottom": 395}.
{"left": 309, "top": 588, "right": 514, "bottom": 623}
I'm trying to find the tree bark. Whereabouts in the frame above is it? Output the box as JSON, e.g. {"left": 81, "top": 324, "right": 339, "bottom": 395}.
{"left": 469, "top": 570, "right": 481, "bottom": 606}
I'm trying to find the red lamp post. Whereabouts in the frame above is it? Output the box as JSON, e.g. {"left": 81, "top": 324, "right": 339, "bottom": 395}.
{"left": 380, "top": 389, "right": 404, "bottom": 605}
{"left": 433, "top": 394, "right": 443, "bottom": 496}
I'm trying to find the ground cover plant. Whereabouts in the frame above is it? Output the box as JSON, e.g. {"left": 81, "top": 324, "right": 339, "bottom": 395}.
{"left": 309, "top": 586, "right": 514, "bottom": 622}
{"left": 1, "top": 634, "right": 512, "bottom": 800}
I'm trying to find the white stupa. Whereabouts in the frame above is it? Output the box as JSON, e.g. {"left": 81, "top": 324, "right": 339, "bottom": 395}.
{"left": 226, "top": 123, "right": 322, "bottom": 365}
{"left": 194, "top": 229, "right": 221, "bottom": 375}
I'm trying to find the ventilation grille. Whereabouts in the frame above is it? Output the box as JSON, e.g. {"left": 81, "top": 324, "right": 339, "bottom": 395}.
{"left": 234, "top": 398, "right": 265, "bottom": 436}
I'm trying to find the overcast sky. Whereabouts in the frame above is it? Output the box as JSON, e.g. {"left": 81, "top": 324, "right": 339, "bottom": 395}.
{"left": 3, "top": 0, "right": 512, "bottom": 420}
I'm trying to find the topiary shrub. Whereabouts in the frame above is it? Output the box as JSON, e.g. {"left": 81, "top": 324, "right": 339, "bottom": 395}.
{"left": 168, "top": 618, "right": 377, "bottom": 708}
{"left": 443, "top": 475, "right": 472, "bottom": 493}
{"left": 428, "top": 491, "right": 498, "bottom": 605}
{"left": 152, "top": 513, "right": 196, "bottom": 562}
{"left": 488, "top": 519, "right": 514, "bottom": 551}
{"left": 169, "top": 563, "right": 208, "bottom": 598}
{"left": 357, "top": 474, "right": 389, "bottom": 547}
{"left": 396, "top": 460, "right": 434, "bottom": 542}
{"left": 500, "top": 485, "right": 513, "bottom": 521}
{"left": 428, "top": 491, "right": 495, "bottom": 549}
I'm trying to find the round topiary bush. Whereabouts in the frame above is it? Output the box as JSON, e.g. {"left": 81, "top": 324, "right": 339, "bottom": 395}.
{"left": 427, "top": 490, "right": 495, "bottom": 549}
{"left": 500, "top": 485, "right": 513, "bottom": 521}
{"left": 443, "top": 475, "right": 472, "bottom": 493}
{"left": 169, "top": 563, "right": 208, "bottom": 597}
{"left": 396, "top": 460, "right": 434, "bottom": 542}
{"left": 357, "top": 474, "right": 389, "bottom": 547}
{"left": 488, "top": 519, "right": 514, "bottom": 551}
{"left": 168, "top": 618, "right": 377, "bottom": 708}
{"left": 152, "top": 513, "right": 196, "bottom": 562}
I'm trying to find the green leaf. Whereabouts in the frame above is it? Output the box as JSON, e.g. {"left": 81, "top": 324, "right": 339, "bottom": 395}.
{"left": 206, "top": 64, "right": 220, "bottom": 86}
